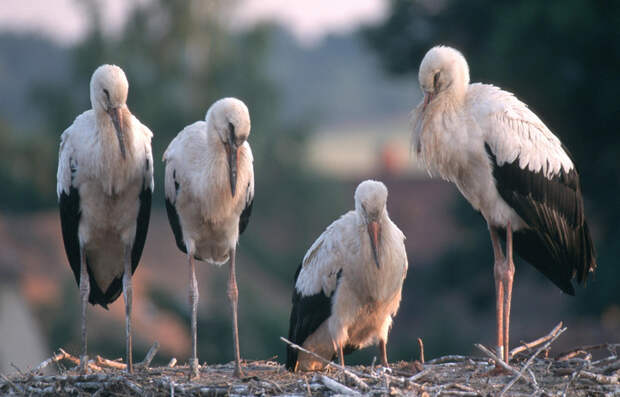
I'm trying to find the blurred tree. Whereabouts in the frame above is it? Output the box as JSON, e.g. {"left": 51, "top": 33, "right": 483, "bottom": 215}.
{"left": 0, "top": 119, "right": 57, "bottom": 210}
{"left": 26, "top": 0, "right": 346, "bottom": 364}
{"left": 363, "top": 0, "right": 620, "bottom": 313}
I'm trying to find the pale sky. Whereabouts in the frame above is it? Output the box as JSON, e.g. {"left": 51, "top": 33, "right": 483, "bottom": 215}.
{"left": 0, "top": 0, "right": 388, "bottom": 46}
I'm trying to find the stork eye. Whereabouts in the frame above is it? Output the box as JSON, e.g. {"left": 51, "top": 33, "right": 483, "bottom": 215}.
{"left": 103, "top": 88, "right": 110, "bottom": 100}
{"left": 433, "top": 72, "right": 440, "bottom": 88}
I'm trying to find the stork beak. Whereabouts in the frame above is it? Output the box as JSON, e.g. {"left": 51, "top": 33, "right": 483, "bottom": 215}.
{"left": 227, "top": 143, "right": 239, "bottom": 197}
{"left": 422, "top": 92, "right": 433, "bottom": 112}
{"left": 108, "top": 107, "right": 126, "bottom": 159}
{"left": 367, "top": 221, "right": 381, "bottom": 269}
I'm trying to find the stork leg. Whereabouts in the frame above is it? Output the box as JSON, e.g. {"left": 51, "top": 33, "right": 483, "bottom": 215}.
{"left": 502, "top": 223, "right": 515, "bottom": 363}
{"left": 79, "top": 245, "right": 90, "bottom": 373}
{"left": 188, "top": 253, "right": 200, "bottom": 379}
{"left": 228, "top": 247, "right": 244, "bottom": 377}
{"left": 123, "top": 246, "right": 133, "bottom": 373}
{"left": 338, "top": 344, "right": 345, "bottom": 367}
{"left": 489, "top": 226, "right": 506, "bottom": 365}
{"left": 379, "top": 339, "right": 389, "bottom": 368}
{"left": 490, "top": 224, "right": 515, "bottom": 368}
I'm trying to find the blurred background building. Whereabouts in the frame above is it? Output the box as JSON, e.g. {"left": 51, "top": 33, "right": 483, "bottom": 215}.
{"left": 0, "top": 0, "right": 618, "bottom": 371}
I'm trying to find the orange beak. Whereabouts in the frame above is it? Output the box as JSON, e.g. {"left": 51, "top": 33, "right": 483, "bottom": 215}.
{"left": 367, "top": 221, "right": 381, "bottom": 269}
{"left": 107, "top": 106, "right": 126, "bottom": 159}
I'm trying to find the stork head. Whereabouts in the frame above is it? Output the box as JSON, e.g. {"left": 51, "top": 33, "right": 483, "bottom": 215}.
{"left": 90, "top": 64, "right": 130, "bottom": 159}
{"left": 206, "top": 97, "right": 251, "bottom": 197}
{"left": 418, "top": 46, "right": 469, "bottom": 111}
{"left": 354, "top": 180, "right": 388, "bottom": 269}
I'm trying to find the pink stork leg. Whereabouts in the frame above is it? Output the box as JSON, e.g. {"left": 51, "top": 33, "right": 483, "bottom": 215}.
{"left": 490, "top": 223, "right": 515, "bottom": 367}
{"left": 79, "top": 246, "right": 90, "bottom": 373}
{"left": 228, "top": 247, "right": 244, "bottom": 378}
{"left": 502, "top": 223, "right": 515, "bottom": 363}
{"left": 188, "top": 253, "right": 199, "bottom": 379}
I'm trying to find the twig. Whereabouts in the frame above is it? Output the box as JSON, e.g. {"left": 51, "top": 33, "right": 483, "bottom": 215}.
{"left": 418, "top": 337, "right": 425, "bottom": 364}
{"left": 137, "top": 342, "right": 160, "bottom": 368}
{"left": 557, "top": 343, "right": 617, "bottom": 361}
{"left": 123, "top": 378, "right": 144, "bottom": 394}
{"left": 579, "top": 370, "right": 619, "bottom": 385}
{"left": 319, "top": 374, "right": 360, "bottom": 395}
{"left": 280, "top": 336, "right": 370, "bottom": 390}
{"left": 57, "top": 349, "right": 102, "bottom": 372}
{"left": 32, "top": 350, "right": 71, "bottom": 373}
{"left": 510, "top": 322, "right": 563, "bottom": 358}
{"left": 559, "top": 350, "right": 591, "bottom": 361}
{"left": 96, "top": 356, "right": 126, "bottom": 370}
{"left": 499, "top": 325, "right": 566, "bottom": 396}
{"left": 408, "top": 367, "right": 431, "bottom": 382}
{"left": 10, "top": 363, "right": 24, "bottom": 376}
{"left": 1, "top": 373, "right": 24, "bottom": 394}
{"left": 475, "top": 344, "right": 532, "bottom": 383}
{"left": 427, "top": 355, "right": 470, "bottom": 364}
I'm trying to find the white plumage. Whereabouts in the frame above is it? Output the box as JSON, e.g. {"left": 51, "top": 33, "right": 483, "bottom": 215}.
{"left": 287, "top": 180, "right": 408, "bottom": 371}
{"left": 411, "top": 46, "right": 596, "bottom": 366}
{"left": 57, "top": 64, "right": 154, "bottom": 373}
{"left": 163, "top": 97, "right": 254, "bottom": 378}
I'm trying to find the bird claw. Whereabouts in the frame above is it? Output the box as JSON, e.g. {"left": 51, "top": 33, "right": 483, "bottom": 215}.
{"left": 189, "top": 358, "right": 200, "bottom": 379}
{"left": 233, "top": 366, "right": 244, "bottom": 378}
{"left": 79, "top": 355, "right": 90, "bottom": 374}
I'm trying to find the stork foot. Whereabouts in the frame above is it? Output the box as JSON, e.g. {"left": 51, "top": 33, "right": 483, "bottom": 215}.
{"left": 233, "top": 365, "right": 244, "bottom": 378}
{"left": 79, "top": 355, "right": 90, "bottom": 374}
{"left": 189, "top": 358, "right": 200, "bottom": 379}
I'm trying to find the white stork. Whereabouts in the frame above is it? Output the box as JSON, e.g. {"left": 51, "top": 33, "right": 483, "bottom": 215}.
{"left": 57, "top": 64, "right": 154, "bottom": 373}
{"left": 286, "top": 180, "right": 408, "bottom": 372}
{"left": 411, "top": 46, "right": 597, "bottom": 366}
{"left": 163, "top": 97, "right": 254, "bottom": 378}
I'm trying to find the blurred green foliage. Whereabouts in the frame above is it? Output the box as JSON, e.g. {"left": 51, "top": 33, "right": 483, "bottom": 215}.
{"left": 363, "top": 0, "right": 620, "bottom": 314}
{"left": 1, "top": 0, "right": 347, "bottom": 364}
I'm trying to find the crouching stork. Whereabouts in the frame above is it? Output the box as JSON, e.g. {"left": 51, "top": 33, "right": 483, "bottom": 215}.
{"left": 286, "top": 180, "right": 408, "bottom": 371}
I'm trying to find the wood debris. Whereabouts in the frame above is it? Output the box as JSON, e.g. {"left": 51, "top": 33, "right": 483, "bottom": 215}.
{"left": 0, "top": 326, "right": 618, "bottom": 396}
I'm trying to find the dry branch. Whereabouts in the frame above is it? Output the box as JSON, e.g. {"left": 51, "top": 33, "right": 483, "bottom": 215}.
{"left": 318, "top": 374, "right": 360, "bottom": 395}
{"left": 280, "top": 336, "right": 370, "bottom": 390}
{"left": 418, "top": 337, "right": 425, "bottom": 363}
{"left": 3, "top": 339, "right": 620, "bottom": 397}
{"left": 509, "top": 321, "right": 563, "bottom": 358}
{"left": 138, "top": 341, "right": 160, "bottom": 368}
{"left": 579, "top": 370, "right": 619, "bottom": 385}
{"left": 500, "top": 324, "right": 566, "bottom": 396}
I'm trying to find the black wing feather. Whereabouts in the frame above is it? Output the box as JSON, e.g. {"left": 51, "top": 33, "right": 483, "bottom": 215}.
{"left": 239, "top": 196, "right": 253, "bottom": 235}
{"left": 131, "top": 183, "right": 152, "bottom": 274}
{"left": 486, "top": 144, "right": 596, "bottom": 295}
{"left": 57, "top": 188, "right": 113, "bottom": 308}
{"left": 60, "top": 161, "right": 154, "bottom": 308}
{"left": 59, "top": 185, "right": 82, "bottom": 293}
{"left": 286, "top": 264, "right": 342, "bottom": 371}
{"left": 165, "top": 169, "right": 188, "bottom": 254}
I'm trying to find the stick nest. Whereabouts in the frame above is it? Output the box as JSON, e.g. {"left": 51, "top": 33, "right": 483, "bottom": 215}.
{"left": 1, "top": 336, "right": 618, "bottom": 396}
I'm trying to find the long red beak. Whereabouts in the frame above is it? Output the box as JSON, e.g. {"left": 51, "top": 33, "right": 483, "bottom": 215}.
{"left": 422, "top": 92, "right": 433, "bottom": 112}
{"left": 107, "top": 107, "right": 126, "bottom": 159}
{"left": 367, "top": 221, "right": 381, "bottom": 269}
